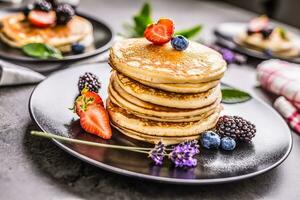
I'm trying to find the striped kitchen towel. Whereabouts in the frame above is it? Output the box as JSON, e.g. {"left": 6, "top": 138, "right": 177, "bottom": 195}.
{"left": 257, "top": 59, "right": 300, "bottom": 134}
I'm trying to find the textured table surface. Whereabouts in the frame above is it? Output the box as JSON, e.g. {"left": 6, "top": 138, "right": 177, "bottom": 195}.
{"left": 1, "top": 0, "right": 300, "bottom": 199}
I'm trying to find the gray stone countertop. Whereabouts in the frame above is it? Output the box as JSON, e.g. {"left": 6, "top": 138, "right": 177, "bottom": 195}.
{"left": 1, "top": 0, "right": 300, "bottom": 199}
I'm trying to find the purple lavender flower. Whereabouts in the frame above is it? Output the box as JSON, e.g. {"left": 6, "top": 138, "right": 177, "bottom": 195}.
{"left": 169, "top": 140, "right": 200, "bottom": 168}
{"left": 149, "top": 141, "right": 166, "bottom": 165}
{"left": 221, "top": 48, "right": 235, "bottom": 63}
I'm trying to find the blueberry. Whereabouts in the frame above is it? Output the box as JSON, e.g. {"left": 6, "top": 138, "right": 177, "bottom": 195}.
{"left": 220, "top": 137, "right": 236, "bottom": 151}
{"left": 171, "top": 35, "right": 189, "bottom": 51}
{"left": 23, "top": 4, "right": 34, "bottom": 17}
{"left": 71, "top": 43, "right": 85, "bottom": 54}
{"left": 264, "top": 49, "right": 273, "bottom": 58}
{"left": 201, "top": 131, "right": 221, "bottom": 149}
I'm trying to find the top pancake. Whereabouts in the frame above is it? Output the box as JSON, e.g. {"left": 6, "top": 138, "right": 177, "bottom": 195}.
{"left": 109, "top": 38, "right": 227, "bottom": 84}
{"left": 0, "top": 13, "right": 92, "bottom": 49}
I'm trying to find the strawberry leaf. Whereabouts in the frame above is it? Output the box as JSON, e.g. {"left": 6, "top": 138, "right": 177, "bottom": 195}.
{"left": 221, "top": 88, "right": 252, "bottom": 104}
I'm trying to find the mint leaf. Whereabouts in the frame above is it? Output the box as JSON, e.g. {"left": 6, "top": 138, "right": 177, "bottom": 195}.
{"left": 221, "top": 88, "right": 252, "bottom": 104}
{"left": 22, "top": 43, "right": 63, "bottom": 59}
{"left": 277, "top": 27, "right": 288, "bottom": 40}
{"left": 139, "top": 2, "right": 151, "bottom": 18}
{"left": 22, "top": 43, "right": 50, "bottom": 59}
{"left": 122, "top": 2, "right": 202, "bottom": 39}
{"left": 133, "top": 2, "right": 152, "bottom": 36}
{"left": 175, "top": 25, "right": 202, "bottom": 39}
{"left": 45, "top": 44, "right": 63, "bottom": 59}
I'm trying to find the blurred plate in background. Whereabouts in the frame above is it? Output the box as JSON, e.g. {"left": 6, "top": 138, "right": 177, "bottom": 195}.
{"left": 214, "top": 22, "right": 300, "bottom": 63}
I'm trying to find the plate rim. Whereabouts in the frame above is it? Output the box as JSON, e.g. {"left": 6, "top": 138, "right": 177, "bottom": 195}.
{"left": 28, "top": 62, "right": 293, "bottom": 184}
{"left": 0, "top": 11, "right": 114, "bottom": 63}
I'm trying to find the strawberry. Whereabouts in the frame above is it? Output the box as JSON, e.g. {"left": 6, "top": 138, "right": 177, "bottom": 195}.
{"left": 28, "top": 10, "right": 56, "bottom": 28}
{"left": 80, "top": 104, "right": 112, "bottom": 139}
{"left": 144, "top": 18, "right": 174, "bottom": 45}
{"left": 75, "top": 90, "right": 104, "bottom": 116}
{"left": 248, "top": 15, "right": 269, "bottom": 32}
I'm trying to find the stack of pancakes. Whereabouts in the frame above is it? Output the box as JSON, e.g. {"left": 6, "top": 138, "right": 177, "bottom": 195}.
{"left": 107, "top": 38, "right": 227, "bottom": 145}
{"left": 0, "top": 13, "right": 94, "bottom": 53}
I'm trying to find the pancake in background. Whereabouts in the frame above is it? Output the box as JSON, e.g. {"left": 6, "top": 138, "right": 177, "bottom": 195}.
{"left": 235, "top": 15, "right": 300, "bottom": 58}
{"left": 115, "top": 72, "right": 221, "bottom": 109}
{"left": 109, "top": 38, "right": 226, "bottom": 84}
{"left": 0, "top": 13, "right": 93, "bottom": 53}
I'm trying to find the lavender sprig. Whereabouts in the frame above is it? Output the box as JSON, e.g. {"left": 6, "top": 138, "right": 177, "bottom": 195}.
{"left": 31, "top": 131, "right": 200, "bottom": 168}
{"left": 209, "top": 44, "right": 247, "bottom": 65}
{"left": 169, "top": 140, "right": 200, "bottom": 168}
{"left": 148, "top": 141, "right": 166, "bottom": 165}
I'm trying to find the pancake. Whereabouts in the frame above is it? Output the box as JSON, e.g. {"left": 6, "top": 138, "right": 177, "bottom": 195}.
{"left": 112, "top": 124, "right": 200, "bottom": 145}
{"left": 0, "top": 13, "right": 93, "bottom": 52}
{"left": 109, "top": 75, "right": 221, "bottom": 121}
{"left": 132, "top": 76, "right": 220, "bottom": 93}
{"left": 107, "top": 99, "right": 220, "bottom": 137}
{"left": 235, "top": 36, "right": 300, "bottom": 58}
{"left": 115, "top": 72, "right": 221, "bottom": 109}
{"left": 109, "top": 38, "right": 226, "bottom": 84}
{"left": 108, "top": 91, "right": 218, "bottom": 122}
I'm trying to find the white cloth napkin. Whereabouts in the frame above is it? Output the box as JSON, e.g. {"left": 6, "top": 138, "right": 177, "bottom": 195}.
{"left": 0, "top": 60, "right": 45, "bottom": 86}
{"left": 257, "top": 59, "right": 300, "bottom": 134}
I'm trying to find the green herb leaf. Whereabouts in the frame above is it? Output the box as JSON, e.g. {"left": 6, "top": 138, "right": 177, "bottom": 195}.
{"left": 122, "top": 2, "right": 202, "bottom": 39}
{"left": 221, "top": 88, "right": 252, "bottom": 104}
{"left": 22, "top": 43, "right": 63, "bottom": 59}
{"left": 45, "top": 44, "right": 63, "bottom": 59}
{"left": 277, "top": 27, "right": 288, "bottom": 40}
{"left": 133, "top": 2, "right": 152, "bottom": 36}
{"left": 175, "top": 25, "right": 202, "bottom": 39}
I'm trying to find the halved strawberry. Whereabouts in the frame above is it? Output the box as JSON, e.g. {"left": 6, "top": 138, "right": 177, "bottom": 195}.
{"left": 75, "top": 90, "right": 104, "bottom": 116}
{"left": 144, "top": 18, "right": 174, "bottom": 45}
{"left": 28, "top": 10, "right": 56, "bottom": 28}
{"left": 80, "top": 104, "right": 112, "bottom": 139}
{"left": 248, "top": 15, "right": 269, "bottom": 32}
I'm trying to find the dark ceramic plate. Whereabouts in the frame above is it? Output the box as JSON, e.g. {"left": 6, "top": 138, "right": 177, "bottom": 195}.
{"left": 29, "top": 63, "right": 292, "bottom": 184}
{"left": 0, "top": 11, "right": 113, "bottom": 62}
{"left": 214, "top": 22, "right": 300, "bottom": 63}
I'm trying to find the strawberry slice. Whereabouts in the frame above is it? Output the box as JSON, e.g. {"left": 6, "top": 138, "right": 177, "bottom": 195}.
{"left": 28, "top": 10, "right": 56, "bottom": 28}
{"left": 80, "top": 104, "right": 112, "bottom": 139}
{"left": 248, "top": 15, "right": 269, "bottom": 32}
{"left": 75, "top": 90, "right": 104, "bottom": 116}
{"left": 144, "top": 18, "right": 174, "bottom": 45}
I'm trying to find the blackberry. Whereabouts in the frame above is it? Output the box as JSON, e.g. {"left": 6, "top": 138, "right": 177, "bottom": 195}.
{"left": 34, "top": 0, "right": 52, "bottom": 12}
{"left": 46, "top": 0, "right": 58, "bottom": 9}
{"left": 78, "top": 72, "right": 101, "bottom": 93}
{"left": 55, "top": 3, "right": 75, "bottom": 25}
{"left": 247, "top": 28, "right": 256, "bottom": 36}
{"left": 261, "top": 27, "right": 274, "bottom": 39}
{"left": 216, "top": 115, "right": 256, "bottom": 143}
